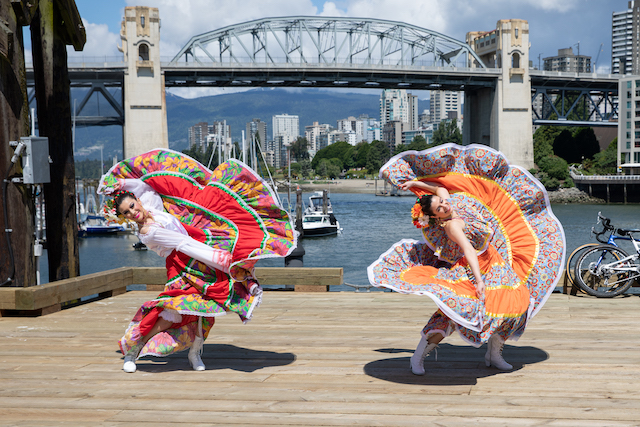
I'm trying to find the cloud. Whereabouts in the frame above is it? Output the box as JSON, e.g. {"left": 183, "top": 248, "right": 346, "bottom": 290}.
{"left": 67, "top": 19, "right": 121, "bottom": 61}
{"left": 520, "top": 0, "right": 580, "bottom": 13}
{"left": 166, "top": 87, "right": 253, "bottom": 99}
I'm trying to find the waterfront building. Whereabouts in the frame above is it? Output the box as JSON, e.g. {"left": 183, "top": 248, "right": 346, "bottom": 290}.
{"left": 272, "top": 114, "right": 299, "bottom": 139}
{"left": 365, "top": 124, "right": 381, "bottom": 143}
{"left": 419, "top": 109, "right": 430, "bottom": 127}
{"left": 408, "top": 93, "right": 419, "bottom": 130}
{"left": 617, "top": 75, "right": 640, "bottom": 173}
{"left": 272, "top": 114, "right": 299, "bottom": 169}
{"left": 543, "top": 47, "right": 591, "bottom": 73}
{"left": 188, "top": 122, "right": 209, "bottom": 150}
{"left": 612, "top": 1, "right": 638, "bottom": 74}
{"left": 246, "top": 118, "right": 267, "bottom": 150}
{"left": 402, "top": 128, "right": 432, "bottom": 146}
{"left": 208, "top": 120, "right": 231, "bottom": 151}
{"left": 382, "top": 120, "right": 406, "bottom": 151}
{"left": 380, "top": 89, "right": 412, "bottom": 128}
{"left": 305, "top": 121, "right": 332, "bottom": 156}
{"left": 430, "top": 90, "right": 462, "bottom": 124}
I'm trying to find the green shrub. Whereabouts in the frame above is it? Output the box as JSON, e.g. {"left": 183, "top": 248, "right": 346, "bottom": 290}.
{"left": 538, "top": 155, "right": 569, "bottom": 180}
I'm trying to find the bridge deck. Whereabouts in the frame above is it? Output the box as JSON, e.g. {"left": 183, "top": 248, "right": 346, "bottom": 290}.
{"left": 1, "top": 291, "right": 639, "bottom": 426}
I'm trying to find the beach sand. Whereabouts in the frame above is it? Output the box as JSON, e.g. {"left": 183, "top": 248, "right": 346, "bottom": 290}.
{"left": 279, "top": 179, "right": 401, "bottom": 194}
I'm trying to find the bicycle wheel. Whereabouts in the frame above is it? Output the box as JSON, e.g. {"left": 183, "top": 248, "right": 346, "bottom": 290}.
{"left": 566, "top": 243, "right": 599, "bottom": 291}
{"left": 574, "top": 245, "right": 634, "bottom": 297}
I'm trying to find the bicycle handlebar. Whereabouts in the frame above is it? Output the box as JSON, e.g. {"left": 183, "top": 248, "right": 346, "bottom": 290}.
{"left": 592, "top": 211, "right": 614, "bottom": 244}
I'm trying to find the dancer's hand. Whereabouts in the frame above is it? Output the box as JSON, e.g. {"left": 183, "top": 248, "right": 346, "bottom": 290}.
{"left": 399, "top": 181, "right": 417, "bottom": 191}
{"left": 475, "top": 279, "right": 485, "bottom": 298}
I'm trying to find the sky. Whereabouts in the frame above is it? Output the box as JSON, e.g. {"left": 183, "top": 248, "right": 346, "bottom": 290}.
{"left": 26, "top": 0, "right": 622, "bottom": 99}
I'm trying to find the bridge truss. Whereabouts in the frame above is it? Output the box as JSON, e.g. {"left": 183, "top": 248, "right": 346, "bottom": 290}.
{"left": 170, "top": 16, "right": 486, "bottom": 69}
{"left": 530, "top": 72, "right": 618, "bottom": 127}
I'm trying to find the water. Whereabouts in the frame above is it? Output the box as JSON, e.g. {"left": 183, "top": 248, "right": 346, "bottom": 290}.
{"left": 39, "top": 193, "right": 640, "bottom": 290}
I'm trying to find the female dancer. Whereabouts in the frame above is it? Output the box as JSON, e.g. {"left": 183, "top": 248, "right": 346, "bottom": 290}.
{"left": 367, "top": 144, "right": 565, "bottom": 375}
{"left": 98, "top": 149, "right": 296, "bottom": 373}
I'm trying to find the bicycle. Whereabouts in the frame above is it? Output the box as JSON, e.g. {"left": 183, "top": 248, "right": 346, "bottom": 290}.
{"left": 573, "top": 212, "right": 640, "bottom": 298}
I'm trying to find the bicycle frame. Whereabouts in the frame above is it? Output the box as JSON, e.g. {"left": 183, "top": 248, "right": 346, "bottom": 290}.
{"left": 590, "top": 215, "right": 640, "bottom": 282}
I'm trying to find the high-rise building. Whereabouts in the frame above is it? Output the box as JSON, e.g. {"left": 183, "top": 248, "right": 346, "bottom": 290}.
{"left": 272, "top": 114, "right": 299, "bottom": 168}
{"left": 305, "top": 121, "right": 333, "bottom": 154}
{"left": 617, "top": 76, "right": 640, "bottom": 173}
{"left": 407, "top": 94, "right": 419, "bottom": 130}
{"left": 429, "top": 90, "right": 462, "bottom": 124}
{"left": 380, "top": 89, "right": 411, "bottom": 128}
{"left": 382, "top": 120, "right": 406, "bottom": 151}
{"left": 612, "top": 1, "right": 638, "bottom": 74}
{"left": 246, "top": 118, "right": 267, "bottom": 150}
{"left": 272, "top": 114, "right": 299, "bottom": 139}
{"left": 188, "top": 122, "right": 209, "bottom": 150}
{"left": 543, "top": 48, "right": 591, "bottom": 73}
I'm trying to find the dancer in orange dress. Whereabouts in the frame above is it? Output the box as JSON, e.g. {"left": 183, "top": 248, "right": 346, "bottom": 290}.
{"left": 368, "top": 144, "right": 565, "bottom": 375}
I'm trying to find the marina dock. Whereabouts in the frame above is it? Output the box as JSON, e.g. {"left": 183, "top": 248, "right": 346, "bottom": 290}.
{"left": 1, "top": 290, "right": 639, "bottom": 425}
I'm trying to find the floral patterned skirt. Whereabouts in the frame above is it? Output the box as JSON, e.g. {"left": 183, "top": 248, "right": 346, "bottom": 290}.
{"left": 99, "top": 149, "right": 297, "bottom": 358}
{"left": 367, "top": 144, "right": 565, "bottom": 346}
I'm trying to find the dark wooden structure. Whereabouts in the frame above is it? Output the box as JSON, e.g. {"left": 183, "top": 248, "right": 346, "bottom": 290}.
{"left": 0, "top": 0, "right": 85, "bottom": 288}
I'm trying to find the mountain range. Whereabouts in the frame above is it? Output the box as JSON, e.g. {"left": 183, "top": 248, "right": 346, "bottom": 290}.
{"left": 72, "top": 88, "right": 427, "bottom": 161}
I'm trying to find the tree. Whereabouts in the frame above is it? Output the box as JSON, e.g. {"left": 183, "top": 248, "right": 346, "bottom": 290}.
{"left": 290, "top": 162, "right": 302, "bottom": 179}
{"left": 408, "top": 134, "right": 428, "bottom": 151}
{"left": 370, "top": 140, "right": 390, "bottom": 163}
{"left": 431, "top": 119, "right": 462, "bottom": 147}
{"left": 552, "top": 129, "right": 576, "bottom": 163}
{"left": 299, "top": 159, "right": 313, "bottom": 178}
{"left": 354, "top": 141, "right": 370, "bottom": 168}
{"left": 311, "top": 141, "right": 352, "bottom": 169}
{"left": 573, "top": 127, "right": 600, "bottom": 161}
{"left": 538, "top": 155, "right": 569, "bottom": 180}
{"left": 290, "top": 136, "right": 309, "bottom": 162}
{"left": 342, "top": 147, "right": 355, "bottom": 170}
{"left": 532, "top": 125, "right": 563, "bottom": 165}
{"left": 591, "top": 138, "right": 617, "bottom": 175}
{"left": 316, "top": 158, "right": 341, "bottom": 178}
{"left": 365, "top": 145, "right": 383, "bottom": 174}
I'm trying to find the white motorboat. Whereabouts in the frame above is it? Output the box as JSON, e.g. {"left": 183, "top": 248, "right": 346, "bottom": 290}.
{"left": 301, "top": 191, "right": 340, "bottom": 237}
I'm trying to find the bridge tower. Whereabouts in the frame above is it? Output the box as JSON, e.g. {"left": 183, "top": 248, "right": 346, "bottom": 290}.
{"left": 465, "top": 20, "right": 534, "bottom": 169}
{"left": 119, "top": 6, "right": 168, "bottom": 158}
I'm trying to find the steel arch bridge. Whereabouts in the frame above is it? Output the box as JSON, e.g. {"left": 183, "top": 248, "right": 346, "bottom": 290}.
{"left": 169, "top": 16, "right": 486, "bottom": 69}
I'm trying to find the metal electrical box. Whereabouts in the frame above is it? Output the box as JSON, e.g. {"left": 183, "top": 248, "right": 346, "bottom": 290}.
{"left": 21, "top": 136, "right": 51, "bottom": 184}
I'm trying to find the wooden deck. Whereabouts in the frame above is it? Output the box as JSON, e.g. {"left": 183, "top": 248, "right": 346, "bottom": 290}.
{"left": 1, "top": 291, "right": 639, "bottom": 426}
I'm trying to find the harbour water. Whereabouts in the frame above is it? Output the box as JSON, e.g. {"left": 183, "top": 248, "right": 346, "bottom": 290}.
{"left": 39, "top": 193, "right": 640, "bottom": 290}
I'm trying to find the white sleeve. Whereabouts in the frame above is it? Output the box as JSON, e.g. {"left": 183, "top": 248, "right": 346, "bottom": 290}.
{"left": 143, "top": 226, "right": 231, "bottom": 272}
{"left": 121, "top": 179, "right": 164, "bottom": 212}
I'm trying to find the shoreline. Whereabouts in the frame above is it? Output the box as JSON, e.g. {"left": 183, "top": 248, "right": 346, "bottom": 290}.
{"left": 281, "top": 179, "right": 610, "bottom": 204}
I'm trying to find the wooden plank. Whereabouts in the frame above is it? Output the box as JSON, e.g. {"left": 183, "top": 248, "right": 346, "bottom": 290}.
{"left": 0, "top": 288, "right": 16, "bottom": 310}
{"left": 254, "top": 267, "right": 343, "bottom": 286}
{"left": 11, "top": 267, "right": 131, "bottom": 310}
{"left": 131, "top": 267, "right": 166, "bottom": 285}
{"left": 1, "top": 292, "right": 640, "bottom": 424}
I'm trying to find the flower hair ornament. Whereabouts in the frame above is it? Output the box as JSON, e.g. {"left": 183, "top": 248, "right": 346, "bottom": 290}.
{"left": 102, "top": 190, "right": 136, "bottom": 225}
{"left": 411, "top": 198, "right": 431, "bottom": 228}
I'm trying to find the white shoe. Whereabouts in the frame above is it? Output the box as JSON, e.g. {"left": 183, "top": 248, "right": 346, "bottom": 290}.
{"left": 123, "top": 354, "right": 137, "bottom": 373}
{"left": 485, "top": 335, "right": 513, "bottom": 371}
{"left": 188, "top": 336, "right": 206, "bottom": 371}
{"left": 410, "top": 336, "right": 438, "bottom": 376}
{"left": 123, "top": 343, "right": 142, "bottom": 373}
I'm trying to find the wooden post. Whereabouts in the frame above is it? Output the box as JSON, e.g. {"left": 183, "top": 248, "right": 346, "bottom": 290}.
{"left": 30, "top": 0, "right": 85, "bottom": 282}
{"left": 0, "top": 1, "right": 39, "bottom": 287}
